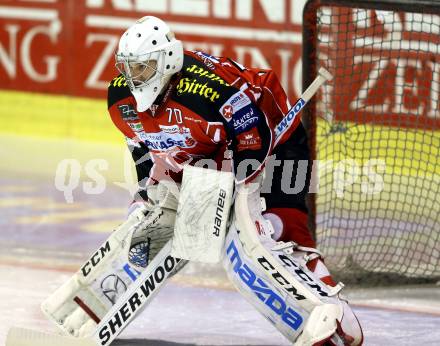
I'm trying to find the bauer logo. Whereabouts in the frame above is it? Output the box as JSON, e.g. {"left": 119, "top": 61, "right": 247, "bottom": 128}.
{"left": 98, "top": 255, "right": 181, "bottom": 345}
{"left": 213, "top": 189, "right": 227, "bottom": 237}
{"left": 226, "top": 240, "right": 304, "bottom": 332}
{"left": 275, "top": 98, "right": 306, "bottom": 139}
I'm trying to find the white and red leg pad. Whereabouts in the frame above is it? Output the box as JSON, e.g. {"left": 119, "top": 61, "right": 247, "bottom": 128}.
{"left": 230, "top": 180, "right": 363, "bottom": 345}
{"left": 223, "top": 226, "right": 363, "bottom": 345}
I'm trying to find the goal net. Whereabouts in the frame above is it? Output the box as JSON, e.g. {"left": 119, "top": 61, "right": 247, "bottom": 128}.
{"left": 302, "top": 0, "right": 440, "bottom": 282}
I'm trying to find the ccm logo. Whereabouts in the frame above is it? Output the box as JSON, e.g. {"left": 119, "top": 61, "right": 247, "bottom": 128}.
{"left": 257, "top": 257, "right": 307, "bottom": 301}
{"left": 278, "top": 254, "right": 329, "bottom": 297}
{"left": 81, "top": 241, "right": 111, "bottom": 277}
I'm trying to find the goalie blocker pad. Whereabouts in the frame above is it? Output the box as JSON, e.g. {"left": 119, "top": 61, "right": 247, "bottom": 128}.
{"left": 171, "top": 165, "right": 234, "bottom": 263}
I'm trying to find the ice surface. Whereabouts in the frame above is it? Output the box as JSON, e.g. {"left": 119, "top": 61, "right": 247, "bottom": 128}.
{"left": 1, "top": 264, "right": 440, "bottom": 346}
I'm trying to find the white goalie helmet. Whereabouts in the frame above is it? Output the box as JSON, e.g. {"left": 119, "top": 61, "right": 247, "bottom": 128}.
{"left": 115, "top": 16, "right": 184, "bottom": 112}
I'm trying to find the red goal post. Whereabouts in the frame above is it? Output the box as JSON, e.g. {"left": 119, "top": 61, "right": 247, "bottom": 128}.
{"left": 302, "top": 0, "right": 440, "bottom": 283}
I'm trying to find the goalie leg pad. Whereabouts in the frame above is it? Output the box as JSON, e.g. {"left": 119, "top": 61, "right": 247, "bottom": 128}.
{"left": 41, "top": 183, "right": 181, "bottom": 339}
{"left": 223, "top": 226, "right": 309, "bottom": 342}
{"left": 223, "top": 227, "right": 361, "bottom": 345}
{"left": 230, "top": 178, "right": 363, "bottom": 345}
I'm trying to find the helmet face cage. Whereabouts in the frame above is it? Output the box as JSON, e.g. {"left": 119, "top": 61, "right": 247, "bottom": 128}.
{"left": 114, "top": 16, "right": 184, "bottom": 112}
{"left": 115, "top": 50, "right": 165, "bottom": 91}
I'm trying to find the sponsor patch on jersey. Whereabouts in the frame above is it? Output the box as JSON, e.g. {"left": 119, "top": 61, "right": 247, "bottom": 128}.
{"left": 118, "top": 104, "right": 138, "bottom": 120}
{"left": 159, "top": 124, "right": 190, "bottom": 135}
{"left": 176, "top": 77, "right": 221, "bottom": 103}
{"left": 232, "top": 105, "right": 259, "bottom": 134}
{"left": 222, "top": 105, "right": 233, "bottom": 120}
{"left": 128, "top": 122, "right": 144, "bottom": 132}
{"left": 138, "top": 127, "right": 196, "bottom": 151}
{"left": 194, "top": 51, "right": 219, "bottom": 70}
{"left": 219, "top": 91, "right": 251, "bottom": 122}
{"left": 237, "top": 127, "right": 262, "bottom": 151}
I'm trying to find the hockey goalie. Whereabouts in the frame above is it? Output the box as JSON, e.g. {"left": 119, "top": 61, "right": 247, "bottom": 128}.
{"left": 14, "top": 16, "right": 363, "bottom": 346}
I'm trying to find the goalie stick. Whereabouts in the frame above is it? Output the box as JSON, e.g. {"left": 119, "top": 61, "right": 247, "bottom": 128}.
{"left": 6, "top": 241, "right": 181, "bottom": 346}
{"left": 274, "top": 67, "right": 332, "bottom": 144}
{"left": 6, "top": 67, "right": 332, "bottom": 346}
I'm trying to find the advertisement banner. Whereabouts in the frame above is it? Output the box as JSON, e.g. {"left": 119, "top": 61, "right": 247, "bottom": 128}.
{"left": 0, "top": 0, "right": 305, "bottom": 102}
{"left": 329, "top": 9, "right": 440, "bottom": 130}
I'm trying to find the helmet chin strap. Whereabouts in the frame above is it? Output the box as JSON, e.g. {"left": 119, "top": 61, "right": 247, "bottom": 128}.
{"left": 159, "top": 75, "right": 172, "bottom": 95}
{"left": 147, "top": 74, "right": 174, "bottom": 115}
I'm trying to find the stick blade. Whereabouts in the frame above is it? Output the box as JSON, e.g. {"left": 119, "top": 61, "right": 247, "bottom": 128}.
{"left": 6, "top": 327, "right": 96, "bottom": 346}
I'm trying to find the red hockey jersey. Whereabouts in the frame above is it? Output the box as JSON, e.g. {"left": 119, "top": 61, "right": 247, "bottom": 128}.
{"left": 107, "top": 50, "right": 300, "bottom": 190}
